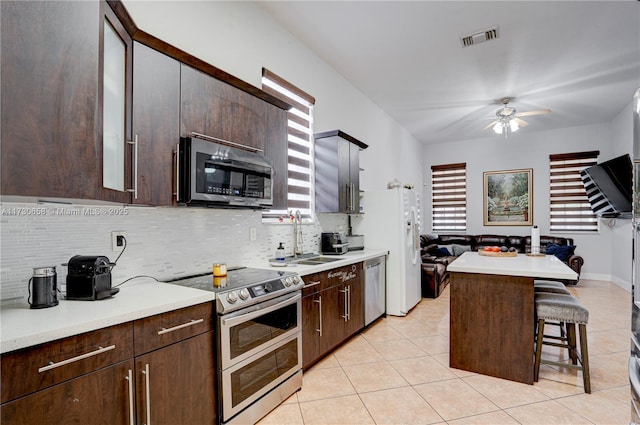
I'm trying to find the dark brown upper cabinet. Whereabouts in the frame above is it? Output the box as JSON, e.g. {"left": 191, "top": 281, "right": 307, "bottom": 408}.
{"left": 315, "top": 130, "right": 368, "bottom": 214}
{"left": 181, "top": 65, "right": 267, "bottom": 152}
{"left": 132, "top": 42, "right": 181, "bottom": 206}
{"left": 1, "top": 1, "right": 129, "bottom": 202}
{"left": 181, "top": 64, "right": 288, "bottom": 209}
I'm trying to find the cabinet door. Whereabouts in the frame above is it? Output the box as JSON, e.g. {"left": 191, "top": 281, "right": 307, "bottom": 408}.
{"left": 319, "top": 285, "right": 345, "bottom": 354}
{"left": 344, "top": 265, "right": 365, "bottom": 337}
{"left": 349, "top": 142, "right": 361, "bottom": 213}
{"left": 132, "top": 42, "right": 181, "bottom": 206}
{"left": 302, "top": 293, "right": 321, "bottom": 369}
{"left": 181, "top": 65, "right": 264, "bottom": 152}
{"left": 1, "top": 360, "right": 134, "bottom": 425}
{"left": 135, "top": 332, "right": 216, "bottom": 425}
{"left": 0, "top": 1, "right": 131, "bottom": 202}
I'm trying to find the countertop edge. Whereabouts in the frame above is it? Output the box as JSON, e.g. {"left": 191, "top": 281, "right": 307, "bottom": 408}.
{"left": 1, "top": 283, "right": 215, "bottom": 354}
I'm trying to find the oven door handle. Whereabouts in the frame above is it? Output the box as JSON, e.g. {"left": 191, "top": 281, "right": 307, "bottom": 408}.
{"left": 221, "top": 292, "right": 301, "bottom": 327}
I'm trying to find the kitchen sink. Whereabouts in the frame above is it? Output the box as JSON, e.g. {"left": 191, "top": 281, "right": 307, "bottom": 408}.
{"left": 292, "top": 256, "right": 342, "bottom": 265}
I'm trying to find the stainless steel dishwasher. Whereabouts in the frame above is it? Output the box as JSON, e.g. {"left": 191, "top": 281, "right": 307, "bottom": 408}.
{"left": 365, "top": 256, "right": 386, "bottom": 325}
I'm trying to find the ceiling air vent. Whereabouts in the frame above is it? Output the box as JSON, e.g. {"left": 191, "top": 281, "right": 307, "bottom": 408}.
{"left": 460, "top": 27, "right": 499, "bottom": 47}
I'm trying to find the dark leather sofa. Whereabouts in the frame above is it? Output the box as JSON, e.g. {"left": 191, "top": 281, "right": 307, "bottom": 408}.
{"left": 420, "top": 234, "right": 584, "bottom": 298}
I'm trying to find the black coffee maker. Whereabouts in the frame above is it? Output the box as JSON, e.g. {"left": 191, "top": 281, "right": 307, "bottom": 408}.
{"left": 28, "top": 266, "right": 59, "bottom": 309}
{"left": 66, "top": 255, "right": 119, "bottom": 300}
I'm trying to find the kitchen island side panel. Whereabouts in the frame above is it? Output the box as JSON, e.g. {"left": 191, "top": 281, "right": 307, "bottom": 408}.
{"left": 449, "top": 271, "right": 535, "bottom": 384}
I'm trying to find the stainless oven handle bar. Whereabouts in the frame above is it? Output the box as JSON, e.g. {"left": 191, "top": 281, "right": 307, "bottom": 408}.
{"left": 221, "top": 292, "right": 301, "bottom": 327}
{"left": 142, "top": 363, "right": 151, "bottom": 425}
{"left": 314, "top": 296, "right": 323, "bottom": 336}
{"left": 157, "top": 318, "right": 204, "bottom": 335}
{"left": 125, "top": 369, "right": 135, "bottom": 425}
{"left": 191, "top": 131, "right": 264, "bottom": 153}
{"left": 38, "top": 344, "right": 116, "bottom": 373}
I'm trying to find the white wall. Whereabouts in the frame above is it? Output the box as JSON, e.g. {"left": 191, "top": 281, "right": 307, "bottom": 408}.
{"left": 422, "top": 123, "right": 618, "bottom": 281}
{"left": 609, "top": 100, "right": 635, "bottom": 290}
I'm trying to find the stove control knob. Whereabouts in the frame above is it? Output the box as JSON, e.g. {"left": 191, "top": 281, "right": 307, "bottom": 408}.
{"left": 293, "top": 275, "right": 302, "bottom": 285}
{"left": 284, "top": 277, "right": 293, "bottom": 287}
{"left": 238, "top": 288, "right": 250, "bottom": 300}
{"left": 226, "top": 291, "right": 238, "bottom": 304}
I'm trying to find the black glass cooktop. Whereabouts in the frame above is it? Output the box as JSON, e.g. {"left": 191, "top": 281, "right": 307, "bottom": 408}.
{"left": 163, "top": 267, "right": 296, "bottom": 293}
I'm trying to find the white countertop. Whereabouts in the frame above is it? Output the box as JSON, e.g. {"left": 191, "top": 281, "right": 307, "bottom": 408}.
{"left": 0, "top": 278, "right": 214, "bottom": 354}
{"left": 447, "top": 251, "right": 578, "bottom": 280}
{"left": 0, "top": 250, "right": 387, "bottom": 354}
{"left": 245, "top": 249, "right": 388, "bottom": 277}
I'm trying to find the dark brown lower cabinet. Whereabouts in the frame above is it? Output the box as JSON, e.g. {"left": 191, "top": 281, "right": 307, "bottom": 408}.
{"left": 1, "top": 303, "right": 216, "bottom": 425}
{"left": 302, "top": 263, "right": 365, "bottom": 369}
{"left": 135, "top": 332, "right": 216, "bottom": 425}
{"left": 1, "top": 360, "right": 134, "bottom": 425}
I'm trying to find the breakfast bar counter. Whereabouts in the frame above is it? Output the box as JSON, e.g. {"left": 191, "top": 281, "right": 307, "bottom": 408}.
{"left": 447, "top": 252, "right": 578, "bottom": 384}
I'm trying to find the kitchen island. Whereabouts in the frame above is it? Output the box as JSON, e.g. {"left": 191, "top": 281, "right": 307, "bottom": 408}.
{"left": 447, "top": 251, "right": 578, "bottom": 384}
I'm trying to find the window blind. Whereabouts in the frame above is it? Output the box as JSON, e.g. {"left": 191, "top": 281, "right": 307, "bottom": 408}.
{"left": 261, "top": 68, "right": 316, "bottom": 219}
{"left": 431, "top": 162, "right": 467, "bottom": 232}
{"left": 549, "top": 151, "right": 599, "bottom": 232}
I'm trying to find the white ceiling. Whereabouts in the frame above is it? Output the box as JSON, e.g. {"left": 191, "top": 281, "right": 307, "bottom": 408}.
{"left": 259, "top": 1, "right": 640, "bottom": 145}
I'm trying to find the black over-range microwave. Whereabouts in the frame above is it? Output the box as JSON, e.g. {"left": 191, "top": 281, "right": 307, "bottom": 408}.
{"left": 178, "top": 136, "right": 273, "bottom": 208}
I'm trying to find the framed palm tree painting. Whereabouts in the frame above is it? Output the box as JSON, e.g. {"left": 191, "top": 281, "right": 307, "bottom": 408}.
{"left": 484, "top": 168, "right": 533, "bottom": 226}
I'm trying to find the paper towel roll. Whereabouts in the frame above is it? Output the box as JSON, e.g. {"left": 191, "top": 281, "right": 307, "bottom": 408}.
{"left": 531, "top": 225, "right": 540, "bottom": 255}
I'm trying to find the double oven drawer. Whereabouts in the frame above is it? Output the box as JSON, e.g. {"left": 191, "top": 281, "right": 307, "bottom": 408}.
{"left": 218, "top": 291, "right": 302, "bottom": 423}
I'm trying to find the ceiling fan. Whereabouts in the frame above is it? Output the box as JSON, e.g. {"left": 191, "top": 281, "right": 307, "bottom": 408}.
{"left": 482, "top": 97, "right": 551, "bottom": 138}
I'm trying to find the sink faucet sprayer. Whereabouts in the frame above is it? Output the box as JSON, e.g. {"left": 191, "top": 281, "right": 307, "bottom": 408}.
{"left": 293, "top": 210, "right": 303, "bottom": 257}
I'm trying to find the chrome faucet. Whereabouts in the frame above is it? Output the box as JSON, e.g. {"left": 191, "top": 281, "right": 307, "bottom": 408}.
{"left": 293, "top": 210, "right": 304, "bottom": 257}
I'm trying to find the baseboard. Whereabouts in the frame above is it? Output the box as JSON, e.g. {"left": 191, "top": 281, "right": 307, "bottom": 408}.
{"left": 580, "top": 272, "right": 631, "bottom": 293}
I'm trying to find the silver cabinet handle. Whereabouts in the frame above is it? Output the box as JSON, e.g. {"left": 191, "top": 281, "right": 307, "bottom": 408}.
{"left": 314, "top": 296, "right": 323, "bottom": 336}
{"left": 157, "top": 318, "right": 204, "bottom": 335}
{"left": 346, "top": 183, "right": 351, "bottom": 211}
{"left": 340, "top": 287, "right": 348, "bottom": 321}
{"left": 142, "top": 363, "right": 151, "bottom": 425}
{"left": 347, "top": 285, "right": 351, "bottom": 320}
{"left": 125, "top": 369, "right": 135, "bottom": 425}
{"left": 174, "top": 143, "right": 179, "bottom": 201}
{"left": 126, "top": 135, "right": 138, "bottom": 199}
{"left": 38, "top": 344, "right": 116, "bottom": 373}
{"left": 305, "top": 280, "right": 321, "bottom": 288}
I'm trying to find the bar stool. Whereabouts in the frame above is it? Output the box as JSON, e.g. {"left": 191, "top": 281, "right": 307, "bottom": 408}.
{"left": 534, "top": 280, "right": 571, "bottom": 295}
{"left": 534, "top": 292, "right": 591, "bottom": 393}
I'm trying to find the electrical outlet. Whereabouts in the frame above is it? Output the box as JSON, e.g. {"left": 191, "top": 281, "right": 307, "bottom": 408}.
{"left": 249, "top": 227, "right": 257, "bottom": 241}
{"left": 111, "top": 231, "right": 127, "bottom": 251}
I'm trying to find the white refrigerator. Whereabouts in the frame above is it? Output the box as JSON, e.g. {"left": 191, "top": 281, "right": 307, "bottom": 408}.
{"left": 354, "top": 187, "right": 422, "bottom": 316}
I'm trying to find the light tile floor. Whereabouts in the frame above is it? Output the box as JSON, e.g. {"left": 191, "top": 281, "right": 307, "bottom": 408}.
{"left": 258, "top": 279, "right": 631, "bottom": 425}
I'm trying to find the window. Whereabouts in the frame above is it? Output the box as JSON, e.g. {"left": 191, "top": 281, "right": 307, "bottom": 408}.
{"left": 261, "top": 69, "right": 315, "bottom": 219}
{"left": 431, "top": 162, "right": 467, "bottom": 232}
{"left": 549, "top": 151, "right": 599, "bottom": 232}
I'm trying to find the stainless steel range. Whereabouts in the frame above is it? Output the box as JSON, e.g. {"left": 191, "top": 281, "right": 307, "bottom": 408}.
{"left": 166, "top": 267, "right": 304, "bottom": 425}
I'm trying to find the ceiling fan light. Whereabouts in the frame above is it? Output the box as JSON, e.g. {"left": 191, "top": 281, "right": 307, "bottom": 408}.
{"left": 493, "top": 122, "right": 503, "bottom": 134}
{"left": 509, "top": 119, "right": 519, "bottom": 132}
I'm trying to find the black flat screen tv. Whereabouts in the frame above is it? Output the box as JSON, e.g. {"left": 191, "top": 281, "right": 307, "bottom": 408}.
{"left": 580, "top": 154, "right": 632, "bottom": 218}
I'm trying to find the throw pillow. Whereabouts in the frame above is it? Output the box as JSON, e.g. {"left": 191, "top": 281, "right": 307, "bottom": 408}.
{"left": 545, "top": 243, "right": 576, "bottom": 261}
{"left": 451, "top": 244, "right": 472, "bottom": 256}
{"left": 429, "top": 246, "right": 452, "bottom": 257}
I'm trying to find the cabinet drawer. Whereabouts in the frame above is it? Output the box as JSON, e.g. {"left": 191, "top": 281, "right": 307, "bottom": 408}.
{"left": 1, "top": 322, "right": 133, "bottom": 403}
{"left": 133, "top": 302, "right": 214, "bottom": 355}
{"left": 302, "top": 272, "right": 323, "bottom": 296}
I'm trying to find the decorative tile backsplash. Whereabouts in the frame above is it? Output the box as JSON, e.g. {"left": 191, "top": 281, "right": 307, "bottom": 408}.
{"left": 0, "top": 202, "right": 323, "bottom": 303}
